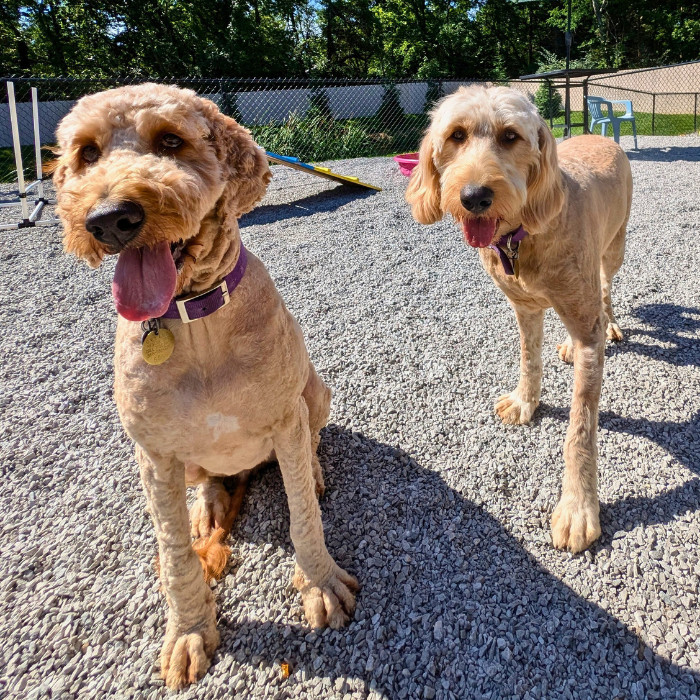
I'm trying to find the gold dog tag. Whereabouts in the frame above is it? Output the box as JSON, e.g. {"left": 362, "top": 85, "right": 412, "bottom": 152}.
{"left": 142, "top": 328, "right": 175, "bottom": 365}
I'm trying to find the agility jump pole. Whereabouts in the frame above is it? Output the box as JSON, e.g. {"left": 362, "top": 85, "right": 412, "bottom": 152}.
{"left": 4, "top": 82, "right": 29, "bottom": 222}
{"left": 1, "top": 81, "right": 59, "bottom": 231}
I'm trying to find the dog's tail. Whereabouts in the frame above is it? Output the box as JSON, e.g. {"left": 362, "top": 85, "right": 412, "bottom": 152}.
{"left": 192, "top": 472, "right": 249, "bottom": 583}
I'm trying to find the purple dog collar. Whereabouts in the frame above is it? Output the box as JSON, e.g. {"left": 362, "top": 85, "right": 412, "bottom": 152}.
{"left": 489, "top": 225, "right": 528, "bottom": 276}
{"left": 159, "top": 244, "right": 248, "bottom": 323}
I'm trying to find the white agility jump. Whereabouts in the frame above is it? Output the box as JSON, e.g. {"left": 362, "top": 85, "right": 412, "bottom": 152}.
{"left": 1, "top": 81, "right": 59, "bottom": 231}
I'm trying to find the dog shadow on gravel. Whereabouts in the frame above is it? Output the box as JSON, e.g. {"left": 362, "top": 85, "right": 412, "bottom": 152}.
{"left": 626, "top": 146, "right": 700, "bottom": 163}
{"left": 213, "top": 424, "right": 699, "bottom": 698}
{"left": 239, "top": 186, "right": 377, "bottom": 227}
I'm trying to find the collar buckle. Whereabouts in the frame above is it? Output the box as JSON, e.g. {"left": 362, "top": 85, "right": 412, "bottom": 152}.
{"left": 175, "top": 280, "right": 230, "bottom": 324}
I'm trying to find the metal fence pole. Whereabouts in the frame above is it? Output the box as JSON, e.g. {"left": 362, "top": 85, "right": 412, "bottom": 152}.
{"left": 695, "top": 93, "right": 698, "bottom": 133}
{"left": 583, "top": 80, "right": 589, "bottom": 134}
{"left": 652, "top": 94, "right": 656, "bottom": 135}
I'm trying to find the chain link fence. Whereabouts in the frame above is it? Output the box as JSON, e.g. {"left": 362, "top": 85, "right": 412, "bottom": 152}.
{"left": 2, "top": 62, "right": 699, "bottom": 184}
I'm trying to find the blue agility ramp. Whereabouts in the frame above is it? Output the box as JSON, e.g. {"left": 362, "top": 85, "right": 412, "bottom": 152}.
{"left": 264, "top": 150, "right": 382, "bottom": 191}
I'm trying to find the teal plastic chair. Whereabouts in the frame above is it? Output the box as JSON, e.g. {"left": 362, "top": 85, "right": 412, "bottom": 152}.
{"left": 587, "top": 96, "right": 638, "bottom": 149}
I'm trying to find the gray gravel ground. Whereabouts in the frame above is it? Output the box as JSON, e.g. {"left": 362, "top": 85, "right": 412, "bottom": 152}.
{"left": 1, "top": 134, "right": 699, "bottom": 700}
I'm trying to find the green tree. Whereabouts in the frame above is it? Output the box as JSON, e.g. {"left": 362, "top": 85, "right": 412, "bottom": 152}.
{"left": 306, "top": 86, "right": 333, "bottom": 123}
{"left": 376, "top": 83, "right": 405, "bottom": 128}
{"left": 534, "top": 81, "right": 562, "bottom": 119}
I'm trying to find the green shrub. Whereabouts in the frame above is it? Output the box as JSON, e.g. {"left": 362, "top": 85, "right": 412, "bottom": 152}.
{"left": 424, "top": 80, "right": 444, "bottom": 113}
{"left": 306, "top": 86, "right": 333, "bottom": 123}
{"left": 219, "top": 92, "right": 243, "bottom": 123}
{"left": 376, "top": 83, "right": 405, "bottom": 129}
{"left": 535, "top": 82, "right": 563, "bottom": 120}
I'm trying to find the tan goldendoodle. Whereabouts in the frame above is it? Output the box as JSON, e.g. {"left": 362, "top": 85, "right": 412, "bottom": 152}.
{"left": 407, "top": 85, "right": 633, "bottom": 553}
{"left": 52, "top": 83, "right": 358, "bottom": 689}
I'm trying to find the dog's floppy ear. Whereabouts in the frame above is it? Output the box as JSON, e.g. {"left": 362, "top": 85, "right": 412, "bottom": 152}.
{"left": 405, "top": 129, "right": 443, "bottom": 225}
{"left": 205, "top": 103, "right": 271, "bottom": 218}
{"left": 521, "top": 119, "right": 564, "bottom": 232}
{"left": 44, "top": 152, "right": 67, "bottom": 189}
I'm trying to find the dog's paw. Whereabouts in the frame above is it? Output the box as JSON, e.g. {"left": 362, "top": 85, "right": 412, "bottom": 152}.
{"left": 161, "top": 621, "right": 219, "bottom": 690}
{"left": 293, "top": 563, "right": 359, "bottom": 630}
{"left": 495, "top": 392, "right": 537, "bottom": 425}
{"left": 551, "top": 496, "right": 601, "bottom": 553}
{"left": 606, "top": 322, "right": 623, "bottom": 342}
{"left": 556, "top": 337, "right": 574, "bottom": 364}
{"left": 191, "top": 481, "right": 231, "bottom": 539}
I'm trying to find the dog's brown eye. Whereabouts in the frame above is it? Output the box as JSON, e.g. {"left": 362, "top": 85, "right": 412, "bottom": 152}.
{"left": 451, "top": 130, "right": 466, "bottom": 142}
{"left": 503, "top": 130, "right": 519, "bottom": 143}
{"left": 81, "top": 144, "right": 100, "bottom": 164}
{"left": 160, "top": 133, "right": 183, "bottom": 149}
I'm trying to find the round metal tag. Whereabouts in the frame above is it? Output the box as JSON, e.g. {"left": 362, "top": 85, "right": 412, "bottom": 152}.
{"left": 141, "top": 329, "right": 175, "bottom": 365}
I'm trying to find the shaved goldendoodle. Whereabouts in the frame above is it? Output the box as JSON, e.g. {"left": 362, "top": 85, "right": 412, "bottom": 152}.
{"left": 52, "top": 83, "right": 357, "bottom": 689}
{"left": 407, "top": 85, "right": 633, "bottom": 553}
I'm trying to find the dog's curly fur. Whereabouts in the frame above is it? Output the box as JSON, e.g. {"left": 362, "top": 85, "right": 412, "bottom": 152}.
{"left": 407, "top": 85, "right": 633, "bottom": 553}
{"left": 53, "top": 83, "right": 358, "bottom": 690}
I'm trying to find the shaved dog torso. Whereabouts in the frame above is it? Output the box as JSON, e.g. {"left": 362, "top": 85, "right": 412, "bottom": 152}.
{"left": 114, "top": 253, "right": 307, "bottom": 475}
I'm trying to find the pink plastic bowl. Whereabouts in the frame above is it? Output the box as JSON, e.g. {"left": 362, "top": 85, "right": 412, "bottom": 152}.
{"left": 393, "top": 152, "right": 419, "bottom": 176}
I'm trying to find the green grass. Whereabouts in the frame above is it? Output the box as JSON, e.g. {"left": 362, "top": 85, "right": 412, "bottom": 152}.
{"left": 548, "top": 110, "right": 698, "bottom": 137}
{"left": 0, "top": 146, "right": 54, "bottom": 186}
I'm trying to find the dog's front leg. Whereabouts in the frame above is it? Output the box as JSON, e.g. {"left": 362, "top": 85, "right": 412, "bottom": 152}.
{"left": 137, "top": 446, "right": 219, "bottom": 690}
{"left": 550, "top": 313, "right": 605, "bottom": 552}
{"left": 274, "top": 398, "right": 359, "bottom": 629}
{"left": 495, "top": 306, "right": 544, "bottom": 425}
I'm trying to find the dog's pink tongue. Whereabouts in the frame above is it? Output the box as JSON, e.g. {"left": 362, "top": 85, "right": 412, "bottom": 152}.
{"left": 112, "top": 242, "right": 177, "bottom": 322}
{"left": 462, "top": 218, "right": 498, "bottom": 248}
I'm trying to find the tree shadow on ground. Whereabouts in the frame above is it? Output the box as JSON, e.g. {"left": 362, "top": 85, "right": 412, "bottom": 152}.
{"left": 213, "top": 424, "right": 699, "bottom": 699}
{"left": 240, "top": 186, "right": 377, "bottom": 228}
{"left": 626, "top": 146, "right": 700, "bottom": 163}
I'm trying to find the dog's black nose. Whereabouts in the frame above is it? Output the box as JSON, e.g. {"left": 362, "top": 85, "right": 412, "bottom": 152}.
{"left": 85, "top": 200, "right": 145, "bottom": 250}
{"left": 460, "top": 185, "right": 494, "bottom": 214}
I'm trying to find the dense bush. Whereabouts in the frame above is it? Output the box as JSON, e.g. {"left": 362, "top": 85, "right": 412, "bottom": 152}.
{"left": 306, "top": 87, "right": 334, "bottom": 123}
{"left": 248, "top": 111, "right": 427, "bottom": 162}
{"left": 423, "top": 80, "right": 444, "bottom": 113}
{"left": 534, "top": 81, "right": 563, "bottom": 120}
{"left": 376, "top": 84, "right": 406, "bottom": 129}
{"left": 219, "top": 92, "right": 243, "bottom": 123}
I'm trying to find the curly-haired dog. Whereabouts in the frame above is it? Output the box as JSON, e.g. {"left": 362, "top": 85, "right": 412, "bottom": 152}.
{"left": 52, "top": 83, "right": 358, "bottom": 689}
{"left": 407, "top": 85, "right": 632, "bottom": 553}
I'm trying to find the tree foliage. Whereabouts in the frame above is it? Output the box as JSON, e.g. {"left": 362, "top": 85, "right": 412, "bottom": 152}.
{"left": 0, "top": 0, "right": 698, "bottom": 78}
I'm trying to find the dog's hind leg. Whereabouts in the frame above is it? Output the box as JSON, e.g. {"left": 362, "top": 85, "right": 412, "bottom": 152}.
{"left": 601, "top": 224, "right": 627, "bottom": 342}
{"left": 496, "top": 306, "right": 544, "bottom": 425}
{"left": 138, "top": 447, "right": 219, "bottom": 690}
{"left": 303, "top": 362, "right": 332, "bottom": 497}
{"left": 190, "top": 473, "right": 249, "bottom": 582}
{"left": 550, "top": 308, "right": 605, "bottom": 553}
